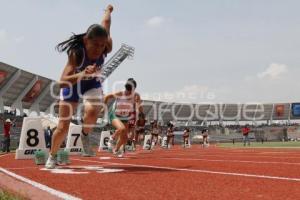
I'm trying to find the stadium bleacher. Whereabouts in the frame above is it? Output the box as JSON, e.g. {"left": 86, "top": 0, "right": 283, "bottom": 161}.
{"left": 1, "top": 55, "right": 300, "bottom": 150}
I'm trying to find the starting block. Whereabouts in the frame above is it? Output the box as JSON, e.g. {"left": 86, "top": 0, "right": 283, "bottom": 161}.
{"left": 57, "top": 149, "right": 70, "bottom": 165}
{"left": 34, "top": 150, "right": 46, "bottom": 165}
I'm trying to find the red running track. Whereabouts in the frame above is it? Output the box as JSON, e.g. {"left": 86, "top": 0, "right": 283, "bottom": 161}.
{"left": 1, "top": 146, "right": 300, "bottom": 200}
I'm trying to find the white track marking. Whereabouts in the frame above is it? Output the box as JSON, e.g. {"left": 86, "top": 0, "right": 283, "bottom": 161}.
{"left": 0, "top": 167, "right": 81, "bottom": 200}
{"left": 105, "top": 148, "right": 300, "bottom": 159}
{"left": 219, "top": 147, "right": 300, "bottom": 149}
{"left": 161, "top": 157, "right": 300, "bottom": 166}
{"left": 0, "top": 154, "right": 11, "bottom": 158}
{"left": 41, "top": 168, "right": 89, "bottom": 174}
{"left": 99, "top": 157, "right": 112, "bottom": 160}
{"left": 6, "top": 167, "right": 40, "bottom": 170}
{"left": 72, "top": 158, "right": 300, "bottom": 182}
{"left": 40, "top": 165, "right": 124, "bottom": 174}
{"left": 189, "top": 154, "right": 300, "bottom": 160}
{"left": 151, "top": 151, "right": 300, "bottom": 160}
{"left": 259, "top": 151, "right": 300, "bottom": 154}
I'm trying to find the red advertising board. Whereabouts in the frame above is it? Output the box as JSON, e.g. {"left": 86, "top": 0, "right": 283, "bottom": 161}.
{"left": 0, "top": 70, "right": 7, "bottom": 84}
{"left": 22, "top": 80, "right": 42, "bottom": 102}
{"left": 275, "top": 104, "right": 284, "bottom": 117}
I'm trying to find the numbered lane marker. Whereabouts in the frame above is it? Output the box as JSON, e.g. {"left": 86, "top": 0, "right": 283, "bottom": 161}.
{"left": 65, "top": 125, "right": 83, "bottom": 155}
{"left": 98, "top": 131, "right": 111, "bottom": 151}
{"left": 16, "top": 117, "right": 49, "bottom": 159}
{"left": 143, "top": 135, "right": 152, "bottom": 150}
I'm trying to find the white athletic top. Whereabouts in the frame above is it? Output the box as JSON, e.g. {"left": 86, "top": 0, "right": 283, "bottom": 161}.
{"left": 114, "top": 91, "right": 138, "bottom": 119}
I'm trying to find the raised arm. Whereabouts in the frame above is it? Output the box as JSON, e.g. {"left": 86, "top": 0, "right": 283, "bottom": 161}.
{"left": 101, "top": 5, "right": 113, "bottom": 34}
{"left": 101, "top": 4, "right": 113, "bottom": 53}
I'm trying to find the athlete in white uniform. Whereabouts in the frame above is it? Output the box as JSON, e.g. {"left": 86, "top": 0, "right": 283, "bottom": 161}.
{"left": 104, "top": 78, "right": 143, "bottom": 157}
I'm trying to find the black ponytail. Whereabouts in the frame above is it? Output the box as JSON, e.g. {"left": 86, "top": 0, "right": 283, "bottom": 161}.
{"left": 56, "top": 24, "right": 108, "bottom": 55}
{"left": 56, "top": 33, "right": 85, "bottom": 55}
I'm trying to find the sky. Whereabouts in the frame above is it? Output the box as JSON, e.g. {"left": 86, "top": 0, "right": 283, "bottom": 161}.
{"left": 0, "top": 0, "right": 300, "bottom": 104}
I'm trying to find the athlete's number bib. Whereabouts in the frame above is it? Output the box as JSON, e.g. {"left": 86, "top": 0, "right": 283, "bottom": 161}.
{"left": 115, "top": 102, "right": 134, "bottom": 118}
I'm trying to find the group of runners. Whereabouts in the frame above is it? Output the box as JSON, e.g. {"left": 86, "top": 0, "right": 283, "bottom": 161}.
{"left": 45, "top": 4, "right": 208, "bottom": 169}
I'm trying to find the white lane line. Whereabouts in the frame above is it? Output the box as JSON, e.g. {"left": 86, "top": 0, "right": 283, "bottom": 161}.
{"left": 6, "top": 167, "right": 40, "bottom": 170}
{"left": 209, "top": 152, "right": 300, "bottom": 156}
{"left": 0, "top": 154, "right": 11, "bottom": 158}
{"left": 72, "top": 158, "right": 300, "bottom": 182}
{"left": 191, "top": 154, "right": 300, "bottom": 160}
{"left": 0, "top": 167, "right": 81, "bottom": 200}
{"left": 137, "top": 149, "right": 300, "bottom": 159}
{"left": 150, "top": 150, "right": 300, "bottom": 158}
{"left": 99, "top": 157, "right": 112, "bottom": 160}
{"left": 161, "top": 157, "right": 300, "bottom": 166}
{"left": 219, "top": 147, "right": 300, "bottom": 149}
{"left": 259, "top": 151, "right": 300, "bottom": 154}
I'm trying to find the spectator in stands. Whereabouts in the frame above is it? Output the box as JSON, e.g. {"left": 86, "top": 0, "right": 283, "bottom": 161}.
{"left": 44, "top": 126, "right": 53, "bottom": 148}
{"left": 242, "top": 125, "right": 250, "bottom": 146}
{"left": 0, "top": 118, "right": 14, "bottom": 153}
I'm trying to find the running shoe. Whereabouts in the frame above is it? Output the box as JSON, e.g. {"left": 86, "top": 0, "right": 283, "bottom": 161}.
{"left": 45, "top": 154, "right": 57, "bottom": 169}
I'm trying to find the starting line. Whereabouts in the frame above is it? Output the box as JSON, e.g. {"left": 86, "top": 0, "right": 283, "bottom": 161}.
{"left": 71, "top": 158, "right": 300, "bottom": 183}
